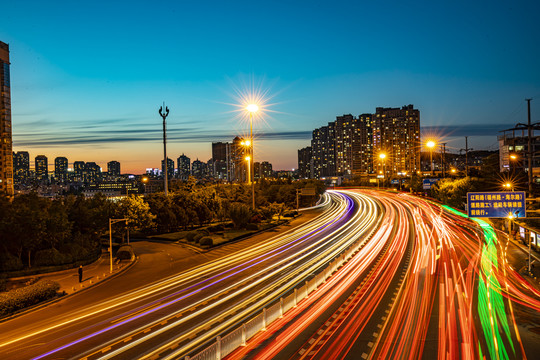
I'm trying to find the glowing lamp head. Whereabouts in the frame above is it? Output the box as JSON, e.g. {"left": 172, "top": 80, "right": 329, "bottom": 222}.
{"left": 245, "top": 156, "right": 251, "bottom": 161}
{"left": 244, "top": 140, "right": 251, "bottom": 146}
{"left": 246, "top": 104, "right": 259, "bottom": 113}
{"left": 505, "top": 182, "right": 512, "bottom": 188}
{"left": 379, "top": 153, "right": 387, "bottom": 160}
{"left": 510, "top": 154, "right": 517, "bottom": 160}
{"left": 426, "top": 140, "right": 436, "bottom": 149}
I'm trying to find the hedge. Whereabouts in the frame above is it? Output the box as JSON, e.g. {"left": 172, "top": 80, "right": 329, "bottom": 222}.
{"left": 0, "top": 279, "right": 60, "bottom": 316}
{"left": 246, "top": 223, "right": 259, "bottom": 231}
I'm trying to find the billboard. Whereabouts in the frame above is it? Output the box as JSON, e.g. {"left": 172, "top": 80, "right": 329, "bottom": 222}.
{"left": 467, "top": 191, "right": 526, "bottom": 218}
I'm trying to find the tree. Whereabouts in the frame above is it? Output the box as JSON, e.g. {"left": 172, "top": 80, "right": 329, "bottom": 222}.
{"left": 116, "top": 195, "right": 156, "bottom": 234}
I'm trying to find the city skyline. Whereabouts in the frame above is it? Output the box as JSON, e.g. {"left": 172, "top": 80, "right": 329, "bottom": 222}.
{"left": 1, "top": 1, "right": 540, "bottom": 173}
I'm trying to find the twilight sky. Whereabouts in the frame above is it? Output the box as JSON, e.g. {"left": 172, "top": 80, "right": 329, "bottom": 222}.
{"left": 2, "top": 0, "right": 540, "bottom": 173}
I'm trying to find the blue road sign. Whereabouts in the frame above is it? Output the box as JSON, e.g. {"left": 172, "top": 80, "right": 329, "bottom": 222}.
{"left": 422, "top": 178, "right": 440, "bottom": 190}
{"left": 467, "top": 191, "right": 526, "bottom": 218}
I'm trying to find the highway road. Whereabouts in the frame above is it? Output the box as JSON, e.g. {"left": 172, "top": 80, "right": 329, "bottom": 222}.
{"left": 0, "top": 191, "right": 383, "bottom": 360}
{"left": 230, "top": 189, "right": 540, "bottom": 360}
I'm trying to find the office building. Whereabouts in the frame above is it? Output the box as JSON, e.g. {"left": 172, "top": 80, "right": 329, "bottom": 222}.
{"left": 54, "top": 157, "right": 68, "bottom": 182}
{"left": 0, "top": 41, "right": 13, "bottom": 195}
{"left": 191, "top": 159, "right": 205, "bottom": 179}
{"left": 84, "top": 162, "right": 101, "bottom": 183}
{"left": 212, "top": 142, "right": 231, "bottom": 180}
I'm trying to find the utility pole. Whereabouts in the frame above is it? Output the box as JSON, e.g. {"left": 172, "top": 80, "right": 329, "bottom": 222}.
{"left": 460, "top": 137, "right": 472, "bottom": 177}
{"left": 440, "top": 143, "right": 447, "bottom": 177}
{"left": 159, "top": 103, "right": 169, "bottom": 196}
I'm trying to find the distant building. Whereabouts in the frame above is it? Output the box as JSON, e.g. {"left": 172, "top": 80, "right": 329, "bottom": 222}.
{"left": 107, "top": 160, "right": 121, "bottom": 177}
{"left": 307, "top": 105, "right": 420, "bottom": 179}
{"left": 35, "top": 155, "right": 49, "bottom": 180}
{"left": 84, "top": 162, "right": 101, "bottom": 183}
{"left": 161, "top": 158, "right": 174, "bottom": 179}
{"left": 73, "top": 161, "right": 85, "bottom": 182}
{"left": 297, "top": 147, "right": 312, "bottom": 179}
{"left": 13, "top": 151, "right": 30, "bottom": 183}
{"left": 191, "top": 159, "right": 205, "bottom": 179}
{"left": 177, "top": 154, "right": 190, "bottom": 180}
{"left": 0, "top": 41, "right": 13, "bottom": 195}
{"left": 212, "top": 142, "right": 231, "bottom": 180}
{"left": 54, "top": 157, "right": 68, "bottom": 182}
{"left": 254, "top": 161, "right": 273, "bottom": 180}
{"left": 498, "top": 130, "right": 540, "bottom": 174}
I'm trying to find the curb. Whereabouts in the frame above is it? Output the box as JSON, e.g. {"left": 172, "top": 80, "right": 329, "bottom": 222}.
{"left": 0, "top": 257, "right": 138, "bottom": 323}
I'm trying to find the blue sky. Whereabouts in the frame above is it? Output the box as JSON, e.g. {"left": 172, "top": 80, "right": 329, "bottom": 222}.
{"left": 2, "top": 0, "right": 540, "bottom": 172}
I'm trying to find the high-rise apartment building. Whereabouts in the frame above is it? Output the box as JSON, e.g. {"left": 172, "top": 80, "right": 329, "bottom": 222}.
{"left": 306, "top": 105, "right": 420, "bottom": 179}
{"left": 13, "top": 151, "right": 30, "bottom": 183}
{"left": 161, "top": 158, "right": 174, "bottom": 179}
{"left": 54, "top": 157, "right": 68, "bottom": 182}
{"left": 177, "top": 154, "right": 190, "bottom": 180}
{"left": 191, "top": 159, "right": 205, "bottom": 179}
{"left": 231, "top": 136, "right": 249, "bottom": 182}
{"left": 35, "top": 155, "right": 49, "bottom": 180}
{"left": 0, "top": 41, "right": 13, "bottom": 195}
{"left": 212, "top": 142, "right": 231, "bottom": 180}
{"left": 107, "top": 160, "right": 120, "bottom": 177}
{"left": 373, "top": 105, "right": 421, "bottom": 175}
{"left": 297, "top": 147, "right": 312, "bottom": 179}
{"left": 73, "top": 161, "right": 85, "bottom": 182}
{"left": 84, "top": 162, "right": 101, "bottom": 183}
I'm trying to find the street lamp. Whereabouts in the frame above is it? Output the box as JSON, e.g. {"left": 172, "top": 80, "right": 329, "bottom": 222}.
{"left": 503, "top": 182, "right": 514, "bottom": 191}
{"left": 245, "top": 155, "right": 251, "bottom": 186}
{"left": 426, "top": 140, "right": 436, "bottom": 176}
{"left": 246, "top": 104, "right": 258, "bottom": 209}
{"left": 141, "top": 176, "right": 149, "bottom": 195}
{"left": 379, "top": 152, "right": 387, "bottom": 188}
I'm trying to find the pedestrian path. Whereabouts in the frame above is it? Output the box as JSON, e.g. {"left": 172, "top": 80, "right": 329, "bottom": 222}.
{"left": 9, "top": 253, "right": 134, "bottom": 296}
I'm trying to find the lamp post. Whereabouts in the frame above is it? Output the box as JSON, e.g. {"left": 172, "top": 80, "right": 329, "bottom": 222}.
{"left": 159, "top": 104, "right": 169, "bottom": 196}
{"left": 379, "top": 153, "right": 387, "bottom": 188}
{"left": 426, "top": 140, "right": 436, "bottom": 176}
{"left": 246, "top": 104, "right": 258, "bottom": 209}
{"left": 504, "top": 182, "right": 514, "bottom": 192}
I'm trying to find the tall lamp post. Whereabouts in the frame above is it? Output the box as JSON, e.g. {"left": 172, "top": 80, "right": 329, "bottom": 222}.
{"left": 246, "top": 104, "right": 258, "bottom": 209}
{"left": 426, "top": 140, "right": 436, "bottom": 176}
{"left": 379, "top": 152, "right": 387, "bottom": 188}
{"left": 159, "top": 104, "right": 169, "bottom": 196}
{"left": 109, "top": 218, "right": 128, "bottom": 273}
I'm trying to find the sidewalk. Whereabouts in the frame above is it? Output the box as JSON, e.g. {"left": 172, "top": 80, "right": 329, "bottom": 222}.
{"left": 8, "top": 252, "right": 135, "bottom": 296}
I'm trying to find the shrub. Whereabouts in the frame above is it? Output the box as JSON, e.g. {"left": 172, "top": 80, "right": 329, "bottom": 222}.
{"left": 194, "top": 233, "right": 204, "bottom": 242}
{"left": 185, "top": 231, "right": 198, "bottom": 242}
{"left": 199, "top": 237, "right": 213, "bottom": 247}
{"left": 246, "top": 223, "right": 259, "bottom": 231}
{"left": 207, "top": 224, "right": 224, "bottom": 232}
{"left": 116, "top": 245, "right": 134, "bottom": 260}
{"left": 34, "top": 248, "right": 72, "bottom": 267}
{"left": 59, "top": 243, "right": 90, "bottom": 262}
{"left": 0, "top": 252, "right": 23, "bottom": 272}
{"left": 229, "top": 203, "right": 251, "bottom": 229}
{"left": 283, "top": 210, "right": 298, "bottom": 218}
{"left": 0, "top": 279, "right": 60, "bottom": 316}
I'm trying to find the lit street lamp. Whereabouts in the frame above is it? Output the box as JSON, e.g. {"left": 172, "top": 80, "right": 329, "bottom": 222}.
{"left": 503, "top": 182, "right": 514, "bottom": 191}
{"left": 379, "top": 152, "right": 387, "bottom": 188}
{"left": 426, "top": 140, "right": 436, "bottom": 176}
{"left": 246, "top": 104, "right": 258, "bottom": 209}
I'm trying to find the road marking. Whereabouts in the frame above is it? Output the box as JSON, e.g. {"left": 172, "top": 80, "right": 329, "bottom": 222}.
{"left": 368, "top": 342, "right": 373, "bottom": 347}
{"left": 362, "top": 353, "right": 368, "bottom": 359}
{"left": 101, "top": 346, "right": 111, "bottom": 353}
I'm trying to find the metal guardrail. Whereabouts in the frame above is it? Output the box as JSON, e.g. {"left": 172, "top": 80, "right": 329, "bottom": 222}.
{"left": 185, "top": 232, "right": 370, "bottom": 360}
